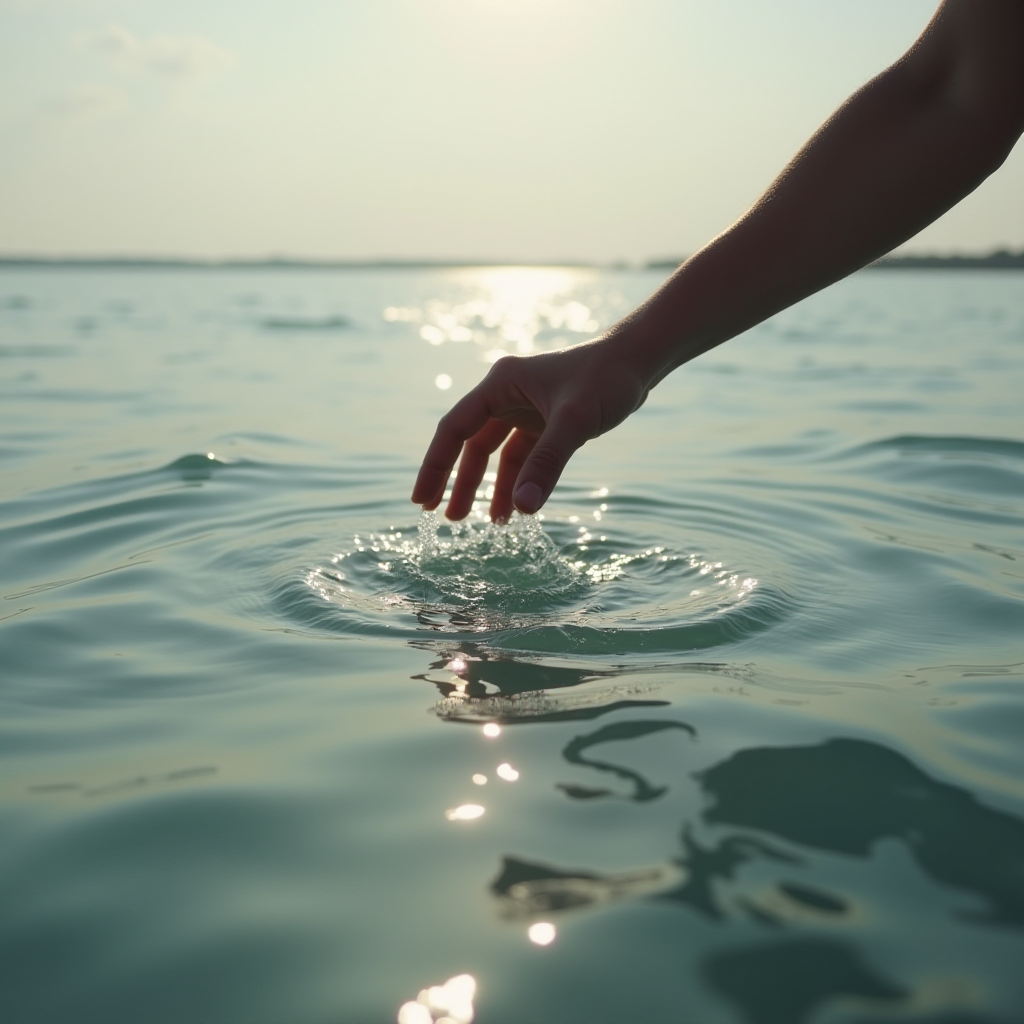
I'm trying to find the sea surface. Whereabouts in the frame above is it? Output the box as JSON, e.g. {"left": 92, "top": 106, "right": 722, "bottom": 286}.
{"left": 1, "top": 265, "right": 1022, "bottom": 1024}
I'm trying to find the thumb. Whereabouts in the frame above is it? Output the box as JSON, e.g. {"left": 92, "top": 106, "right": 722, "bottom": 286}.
{"left": 512, "top": 408, "right": 591, "bottom": 514}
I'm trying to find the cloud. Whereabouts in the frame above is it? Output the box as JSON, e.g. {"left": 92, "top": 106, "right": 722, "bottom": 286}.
{"left": 42, "top": 84, "right": 127, "bottom": 120}
{"left": 76, "top": 25, "right": 236, "bottom": 80}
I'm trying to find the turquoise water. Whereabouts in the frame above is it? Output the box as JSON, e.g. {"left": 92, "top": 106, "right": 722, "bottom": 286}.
{"left": 1, "top": 266, "right": 1022, "bottom": 1023}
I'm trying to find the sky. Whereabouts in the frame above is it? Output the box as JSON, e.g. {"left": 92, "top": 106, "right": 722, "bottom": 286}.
{"left": 1, "top": 0, "right": 1022, "bottom": 262}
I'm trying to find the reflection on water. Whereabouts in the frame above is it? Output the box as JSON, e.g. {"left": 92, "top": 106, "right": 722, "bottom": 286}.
{"left": 526, "top": 922, "right": 557, "bottom": 947}
{"left": 493, "top": 856, "right": 682, "bottom": 921}
{"left": 445, "top": 803, "right": 486, "bottom": 822}
{"left": 697, "top": 737, "right": 1024, "bottom": 927}
{"left": 560, "top": 719, "right": 695, "bottom": 803}
{"left": 412, "top": 642, "right": 671, "bottom": 724}
{"left": 397, "top": 622, "right": 1024, "bottom": 1018}
{"left": 393, "top": 575, "right": 1024, "bottom": 1019}
{"left": 397, "top": 973, "right": 476, "bottom": 1024}
{"left": 384, "top": 266, "right": 605, "bottom": 358}
{"left": 486, "top": 723, "right": 1024, "bottom": 1021}
{"left": 412, "top": 640, "right": 812, "bottom": 727}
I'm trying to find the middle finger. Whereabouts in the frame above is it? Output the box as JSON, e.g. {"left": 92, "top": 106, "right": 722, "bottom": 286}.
{"left": 445, "top": 418, "right": 514, "bottom": 520}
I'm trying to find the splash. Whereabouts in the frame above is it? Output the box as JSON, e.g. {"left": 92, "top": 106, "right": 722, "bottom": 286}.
{"left": 296, "top": 506, "right": 778, "bottom": 652}
{"left": 409, "top": 510, "right": 584, "bottom": 608}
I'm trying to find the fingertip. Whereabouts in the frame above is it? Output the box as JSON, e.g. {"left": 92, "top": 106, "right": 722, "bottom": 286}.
{"left": 411, "top": 486, "right": 438, "bottom": 509}
{"left": 443, "top": 491, "right": 471, "bottom": 521}
{"left": 513, "top": 481, "right": 544, "bottom": 515}
{"left": 412, "top": 467, "right": 450, "bottom": 509}
{"left": 412, "top": 481, "right": 443, "bottom": 510}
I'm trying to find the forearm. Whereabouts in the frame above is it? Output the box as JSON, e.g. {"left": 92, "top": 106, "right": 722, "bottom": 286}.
{"left": 614, "top": 3, "right": 1024, "bottom": 386}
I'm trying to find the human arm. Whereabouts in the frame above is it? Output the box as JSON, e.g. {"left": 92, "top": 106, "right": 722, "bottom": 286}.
{"left": 412, "top": 0, "right": 1024, "bottom": 522}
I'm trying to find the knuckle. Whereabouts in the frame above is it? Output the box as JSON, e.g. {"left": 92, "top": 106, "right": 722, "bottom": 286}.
{"left": 527, "top": 444, "right": 564, "bottom": 475}
{"left": 489, "top": 354, "right": 524, "bottom": 379}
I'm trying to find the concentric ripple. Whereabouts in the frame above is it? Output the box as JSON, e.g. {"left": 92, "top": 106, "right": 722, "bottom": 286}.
{"left": 290, "top": 510, "right": 791, "bottom": 656}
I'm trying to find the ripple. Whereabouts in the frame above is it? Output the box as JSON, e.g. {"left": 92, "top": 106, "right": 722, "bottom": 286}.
{"left": 854, "top": 434, "right": 1024, "bottom": 460}
{"left": 284, "top": 510, "right": 791, "bottom": 657}
{"left": 837, "top": 434, "right": 1024, "bottom": 502}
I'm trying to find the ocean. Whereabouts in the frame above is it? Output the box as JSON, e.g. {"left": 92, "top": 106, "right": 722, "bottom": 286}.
{"left": 1, "top": 265, "right": 1022, "bottom": 1023}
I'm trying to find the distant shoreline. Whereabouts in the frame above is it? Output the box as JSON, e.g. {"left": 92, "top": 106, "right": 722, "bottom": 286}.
{"left": 867, "top": 250, "right": 1024, "bottom": 270}
{"left": 1, "top": 250, "right": 1022, "bottom": 271}
{"left": 0, "top": 257, "right": 600, "bottom": 272}
{"left": 647, "top": 250, "right": 1024, "bottom": 271}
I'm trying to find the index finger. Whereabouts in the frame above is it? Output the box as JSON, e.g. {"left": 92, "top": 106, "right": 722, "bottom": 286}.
{"left": 411, "top": 388, "right": 494, "bottom": 509}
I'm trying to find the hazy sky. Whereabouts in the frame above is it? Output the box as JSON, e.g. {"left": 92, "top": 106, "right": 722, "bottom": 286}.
{"left": 2, "top": 0, "right": 1021, "bottom": 261}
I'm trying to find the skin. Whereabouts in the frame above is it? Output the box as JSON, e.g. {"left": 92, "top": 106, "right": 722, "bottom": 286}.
{"left": 412, "top": 0, "right": 1024, "bottom": 523}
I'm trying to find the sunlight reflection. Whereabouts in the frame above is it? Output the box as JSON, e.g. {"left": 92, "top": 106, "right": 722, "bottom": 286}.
{"left": 496, "top": 762, "right": 519, "bottom": 782}
{"left": 397, "top": 973, "right": 476, "bottom": 1024}
{"left": 395, "top": 267, "right": 603, "bottom": 357}
{"left": 472, "top": 774, "right": 488, "bottom": 786}
{"left": 383, "top": 306, "right": 420, "bottom": 322}
{"left": 528, "top": 922, "right": 557, "bottom": 946}
{"left": 482, "top": 723, "right": 502, "bottom": 738}
{"left": 397, "top": 1002, "right": 432, "bottom": 1024}
{"left": 445, "top": 803, "right": 485, "bottom": 821}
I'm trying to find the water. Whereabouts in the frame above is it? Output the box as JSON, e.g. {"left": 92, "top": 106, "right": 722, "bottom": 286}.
{"left": 1, "top": 265, "right": 1022, "bottom": 1023}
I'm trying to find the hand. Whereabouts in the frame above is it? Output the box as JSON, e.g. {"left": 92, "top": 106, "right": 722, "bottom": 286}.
{"left": 412, "top": 337, "right": 650, "bottom": 521}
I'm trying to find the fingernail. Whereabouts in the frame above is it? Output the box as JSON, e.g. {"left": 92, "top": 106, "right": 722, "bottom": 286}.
{"left": 513, "top": 482, "right": 543, "bottom": 514}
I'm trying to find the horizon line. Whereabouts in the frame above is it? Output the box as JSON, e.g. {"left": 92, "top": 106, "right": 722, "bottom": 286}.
{"left": 1, "top": 249, "right": 1023, "bottom": 271}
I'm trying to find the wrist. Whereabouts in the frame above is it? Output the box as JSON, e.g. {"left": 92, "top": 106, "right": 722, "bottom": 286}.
{"left": 597, "top": 290, "right": 707, "bottom": 390}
